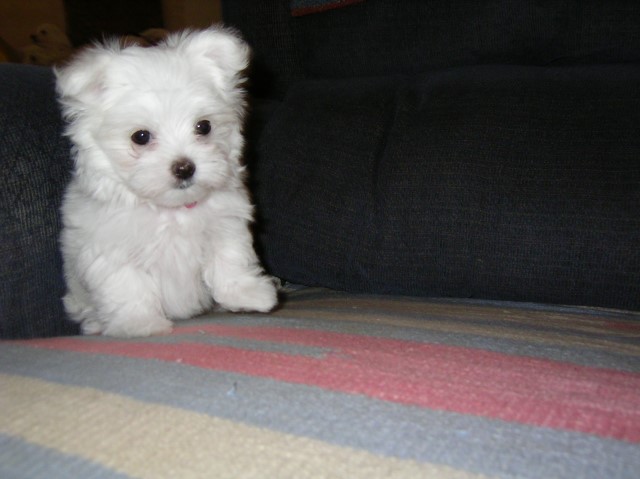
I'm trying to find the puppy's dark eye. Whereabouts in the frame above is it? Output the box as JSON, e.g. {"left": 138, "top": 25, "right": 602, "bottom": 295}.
{"left": 195, "top": 120, "right": 211, "bottom": 136}
{"left": 131, "top": 130, "right": 151, "bottom": 145}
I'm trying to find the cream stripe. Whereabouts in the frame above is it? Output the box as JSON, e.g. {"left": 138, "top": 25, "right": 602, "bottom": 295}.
{"left": 0, "top": 374, "right": 489, "bottom": 479}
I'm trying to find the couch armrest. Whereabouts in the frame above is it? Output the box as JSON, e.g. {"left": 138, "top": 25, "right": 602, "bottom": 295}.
{"left": 0, "top": 64, "right": 79, "bottom": 338}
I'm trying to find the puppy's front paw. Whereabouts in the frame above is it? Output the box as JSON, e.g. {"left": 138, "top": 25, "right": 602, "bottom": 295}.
{"left": 215, "top": 275, "right": 278, "bottom": 313}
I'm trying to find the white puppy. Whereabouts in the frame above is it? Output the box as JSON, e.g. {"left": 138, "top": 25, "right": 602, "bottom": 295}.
{"left": 55, "top": 27, "right": 278, "bottom": 337}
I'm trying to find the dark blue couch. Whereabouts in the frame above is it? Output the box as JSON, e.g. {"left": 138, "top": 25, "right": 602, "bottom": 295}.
{"left": 227, "top": 0, "right": 640, "bottom": 309}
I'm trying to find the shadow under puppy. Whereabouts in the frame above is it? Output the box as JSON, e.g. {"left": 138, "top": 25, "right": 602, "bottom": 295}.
{"left": 55, "top": 27, "right": 278, "bottom": 337}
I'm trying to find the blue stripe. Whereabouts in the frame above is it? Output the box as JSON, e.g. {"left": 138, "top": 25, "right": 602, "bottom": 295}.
{"left": 0, "top": 433, "right": 131, "bottom": 479}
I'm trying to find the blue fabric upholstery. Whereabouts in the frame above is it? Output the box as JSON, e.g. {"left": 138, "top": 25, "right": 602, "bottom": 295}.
{"left": 0, "top": 65, "right": 79, "bottom": 338}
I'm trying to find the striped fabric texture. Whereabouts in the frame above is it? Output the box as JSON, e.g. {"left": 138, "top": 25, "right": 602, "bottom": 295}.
{"left": 1, "top": 288, "right": 639, "bottom": 478}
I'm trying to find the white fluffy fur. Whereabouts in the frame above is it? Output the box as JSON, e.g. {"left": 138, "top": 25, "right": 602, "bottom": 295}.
{"left": 55, "top": 27, "right": 277, "bottom": 337}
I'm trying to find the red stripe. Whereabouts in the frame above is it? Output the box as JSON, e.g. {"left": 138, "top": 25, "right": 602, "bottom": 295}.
{"left": 16, "top": 326, "right": 640, "bottom": 443}
{"left": 605, "top": 321, "right": 640, "bottom": 332}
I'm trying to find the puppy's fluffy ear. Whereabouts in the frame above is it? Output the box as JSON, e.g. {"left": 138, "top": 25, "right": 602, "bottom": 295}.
{"left": 165, "top": 27, "right": 250, "bottom": 91}
{"left": 54, "top": 44, "right": 115, "bottom": 118}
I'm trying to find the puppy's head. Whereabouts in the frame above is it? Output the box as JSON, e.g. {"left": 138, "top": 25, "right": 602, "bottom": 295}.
{"left": 55, "top": 27, "right": 250, "bottom": 208}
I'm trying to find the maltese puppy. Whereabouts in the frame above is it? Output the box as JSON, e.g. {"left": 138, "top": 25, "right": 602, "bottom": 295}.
{"left": 55, "top": 27, "right": 278, "bottom": 337}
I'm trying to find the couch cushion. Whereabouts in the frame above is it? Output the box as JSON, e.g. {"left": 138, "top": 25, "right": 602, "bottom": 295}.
{"left": 0, "top": 65, "right": 79, "bottom": 338}
{"left": 252, "top": 65, "right": 640, "bottom": 310}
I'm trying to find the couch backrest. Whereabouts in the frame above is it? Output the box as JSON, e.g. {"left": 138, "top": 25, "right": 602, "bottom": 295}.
{"left": 223, "top": 0, "right": 640, "bottom": 98}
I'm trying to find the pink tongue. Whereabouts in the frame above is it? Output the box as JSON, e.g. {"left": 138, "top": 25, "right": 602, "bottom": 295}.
{"left": 185, "top": 202, "right": 197, "bottom": 209}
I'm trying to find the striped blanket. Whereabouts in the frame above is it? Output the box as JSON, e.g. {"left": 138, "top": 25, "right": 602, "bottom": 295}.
{"left": 2, "top": 288, "right": 639, "bottom": 478}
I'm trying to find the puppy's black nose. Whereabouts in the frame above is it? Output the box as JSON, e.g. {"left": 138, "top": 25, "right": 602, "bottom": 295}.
{"left": 171, "top": 159, "right": 196, "bottom": 180}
